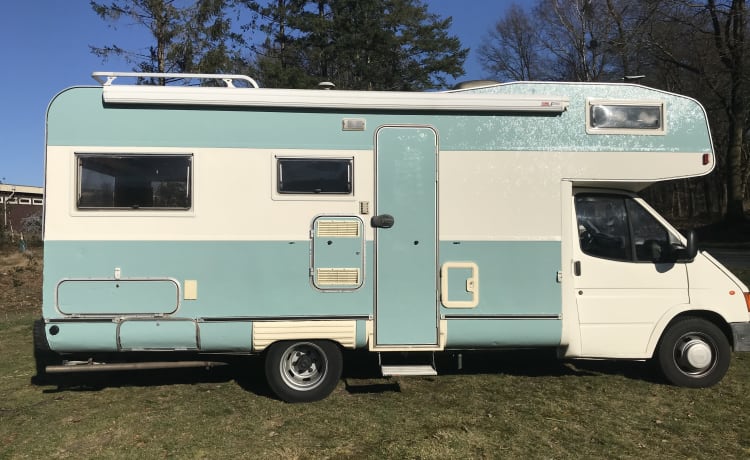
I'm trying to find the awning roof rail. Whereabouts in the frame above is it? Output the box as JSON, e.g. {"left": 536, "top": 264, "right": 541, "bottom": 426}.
{"left": 92, "top": 71, "right": 259, "bottom": 89}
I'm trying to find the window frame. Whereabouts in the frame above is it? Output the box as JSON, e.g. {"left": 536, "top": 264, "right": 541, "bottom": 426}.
{"left": 586, "top": 98, "right": 666, "bottom": 135}
{"left": 273, "top": 156, "right": 355, "bottom": 200}
{"left": 75, "top": 153, "right": 193, "bottom": 211}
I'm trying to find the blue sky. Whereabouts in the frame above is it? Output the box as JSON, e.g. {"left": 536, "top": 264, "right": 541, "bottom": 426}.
{"left": 0, "top": 1, "right": 517, "bottom": 187}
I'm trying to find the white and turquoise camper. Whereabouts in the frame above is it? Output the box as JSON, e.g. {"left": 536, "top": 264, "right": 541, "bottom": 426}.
{"left": 36, "top": 71, "right": 750, "bottom": 402}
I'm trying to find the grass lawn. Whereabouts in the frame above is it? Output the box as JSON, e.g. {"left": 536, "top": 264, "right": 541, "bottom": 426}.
{"left": 1, "top": 248, "right": 749, "bottom": 458}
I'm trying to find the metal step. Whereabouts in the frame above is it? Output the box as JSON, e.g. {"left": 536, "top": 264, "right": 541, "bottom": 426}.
{"left": 381, "top": 364, "right": 437, "bottom": 377}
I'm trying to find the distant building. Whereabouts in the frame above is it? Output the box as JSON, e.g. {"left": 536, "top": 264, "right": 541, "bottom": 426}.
{"left": 0, "top": 184, "right": 43, "bottom": 237}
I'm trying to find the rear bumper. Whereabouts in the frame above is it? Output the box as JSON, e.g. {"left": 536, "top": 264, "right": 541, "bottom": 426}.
{"left": 731, "top": 322, "right": 750, "bottom": 352}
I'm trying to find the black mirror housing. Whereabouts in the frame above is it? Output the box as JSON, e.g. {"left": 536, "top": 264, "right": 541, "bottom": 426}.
{"left": 675, "top": 230, "right": 698, "bottom": 262}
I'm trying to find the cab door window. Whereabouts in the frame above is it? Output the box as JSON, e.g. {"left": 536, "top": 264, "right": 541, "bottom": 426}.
{"left": 575, "top": 193, "right": 680, "bottom": 263}
{"left": 625, "top": 199, "right": 675, "bottom": 262}
{"left": 575, "top": 195, "right": 631, "bottom": 260}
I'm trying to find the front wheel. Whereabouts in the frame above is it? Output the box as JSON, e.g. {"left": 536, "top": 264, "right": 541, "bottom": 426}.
{"left": 264, "top": 340, "right": 342, "bottom": 403}
{"left": 655, "top": 317, "right": 730, "bottom": 388}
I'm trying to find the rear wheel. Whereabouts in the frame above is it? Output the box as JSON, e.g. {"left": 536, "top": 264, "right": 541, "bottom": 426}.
{"left": 656, "top": 317, "right": 730, "bottom": 388}
{"left": 265, "top": 340, "right": 342, "bottom": 403}
{"left": 32, "top": 319, "right": 59, "bottom": 384}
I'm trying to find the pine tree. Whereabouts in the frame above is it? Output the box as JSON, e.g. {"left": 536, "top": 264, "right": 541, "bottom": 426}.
{"left": 247, "top": 0, "right": 467, "bottom": 90}
{"left": 90, "top": 0, "right": 246, "bottom": 84}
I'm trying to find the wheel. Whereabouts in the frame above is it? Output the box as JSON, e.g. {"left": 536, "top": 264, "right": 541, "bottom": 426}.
{"left": 32, "top": 319, "right": 59, "bottom": 384}
{"left": 264, "top": 340, "right": 342, "bottom": 403}
{"left": 655, "top": 317, "right": 730, "bottom": 388}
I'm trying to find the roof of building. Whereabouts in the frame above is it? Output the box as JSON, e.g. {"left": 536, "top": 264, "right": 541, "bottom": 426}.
{"left": 0, "top": 184, "right": 43, "bottom": 195}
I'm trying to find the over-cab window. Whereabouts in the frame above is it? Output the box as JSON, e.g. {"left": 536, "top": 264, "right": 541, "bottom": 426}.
{"left": 77, "top": 154, "right": 192, "bottom": 209}
{"left": 587, "top": 100, "right": 664, "bottom": 134}
{"left": 277, "top": 158, "right": 352, "bottom": 194}
{"left": 575, "top": 194, "right": 682, "bottom": 263}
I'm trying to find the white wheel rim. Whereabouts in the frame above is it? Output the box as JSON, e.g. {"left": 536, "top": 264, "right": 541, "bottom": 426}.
{"left": 683, "top": 339, "right": 712, "bottom": 370}
{"left": 674, "top": 333, "right": 717, "bottom": 376}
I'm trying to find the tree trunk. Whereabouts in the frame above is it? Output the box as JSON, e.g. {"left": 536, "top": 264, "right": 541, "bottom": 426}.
{"left": 726, "top": 116, "right": 746, "bottom": 222}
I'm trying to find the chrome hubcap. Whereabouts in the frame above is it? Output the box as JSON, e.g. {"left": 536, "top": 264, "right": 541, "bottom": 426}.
{"left": 279, "top": 343, "right": 327, "bottom": 391}
{"left": 675, "top": 334, "right": 715, "bottom": 375}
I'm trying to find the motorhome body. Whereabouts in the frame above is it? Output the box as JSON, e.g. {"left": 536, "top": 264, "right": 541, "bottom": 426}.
{"left": 37, "top": 72, "right": 750, "bottom": 402}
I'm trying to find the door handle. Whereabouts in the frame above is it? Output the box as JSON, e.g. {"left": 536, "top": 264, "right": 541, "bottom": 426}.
{"left": 371, "top": 214, "right": 395, "bottom": 228}
{"left": 573, "top": 260, "right": 581, "bottom": 276}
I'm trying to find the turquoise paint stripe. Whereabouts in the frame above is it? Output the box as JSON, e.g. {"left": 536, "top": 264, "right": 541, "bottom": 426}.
{"left": 445, "top": 318, "right": 561, "bottom": 348}
{"left": 440, "top": 241, "right": 561, "bottom": 315}
{"left": 42, "top": 238, "right": 562, "bottom": 352}
{"left": 47, "top": 86, "right": 710, "bottom": 153}
{"left": 43, "top": 240, "right": 374, "bottom": 320}
{"left": 43, "top": 240, "right": 561, "bottom": 320}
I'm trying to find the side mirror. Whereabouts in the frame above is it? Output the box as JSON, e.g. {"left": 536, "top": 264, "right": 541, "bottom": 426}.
{"left": 676, "top": 230, "right": 698, "bottom": 262}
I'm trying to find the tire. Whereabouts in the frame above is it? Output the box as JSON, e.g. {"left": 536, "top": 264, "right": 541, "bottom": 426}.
{"left": 655, "top": 317, "right": 730, "bottom": 388}
{"left": 264, "top": 340, "right": 342, "bottom": 403}
{"left": 32, "top": 319, "right": 59, "bottom": 384}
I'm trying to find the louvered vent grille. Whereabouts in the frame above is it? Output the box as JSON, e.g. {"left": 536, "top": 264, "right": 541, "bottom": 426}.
{"left": 317, "top": 220, "right": 360, "bottom": 237}
{"left": 316, "top": 268, "right": 360, "bottom": 286}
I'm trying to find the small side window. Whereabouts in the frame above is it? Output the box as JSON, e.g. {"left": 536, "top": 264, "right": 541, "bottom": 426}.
{"left": 587, "top": 100, "right": 664, "bottom": 134}
{"left": 277, "top": 158, "right": 352, "bottom": 194}
{"left": 77, "top": 154, "right": 192, "bottom": 210}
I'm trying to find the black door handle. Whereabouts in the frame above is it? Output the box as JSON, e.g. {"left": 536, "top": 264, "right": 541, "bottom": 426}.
{"left": 371, "top": 214, "right": 395, "bottom": 228}
{"left": 574, "top": 261, "right": 581, "bottom": 276}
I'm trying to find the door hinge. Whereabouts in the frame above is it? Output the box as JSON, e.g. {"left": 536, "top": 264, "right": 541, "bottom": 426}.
{"left": 556, "top": 271, "right": 563, "bottom": 283}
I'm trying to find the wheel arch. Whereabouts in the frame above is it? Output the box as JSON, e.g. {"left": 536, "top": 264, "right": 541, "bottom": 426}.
{"left": 251, "top": 320, "right": 357, "bottom": 352}
{"left": 647, "top": 308, "right": 733, "bottom": 358}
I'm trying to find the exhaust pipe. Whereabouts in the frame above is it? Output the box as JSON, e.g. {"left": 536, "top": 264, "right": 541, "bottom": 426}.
{"left": 46, "top": 360, "right": 227, "bottom": 374}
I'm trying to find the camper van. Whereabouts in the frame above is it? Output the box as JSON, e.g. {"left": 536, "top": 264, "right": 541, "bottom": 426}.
{"left": 35, "top": 71, "right": 750, "bottom": 402}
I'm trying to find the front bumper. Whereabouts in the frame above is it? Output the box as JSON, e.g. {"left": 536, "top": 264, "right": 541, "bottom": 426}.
{"left": 731, "top": 322, "right": 750, "bottom": 352}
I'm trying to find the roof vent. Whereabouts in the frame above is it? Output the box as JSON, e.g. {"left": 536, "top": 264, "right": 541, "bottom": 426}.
{"left": 452, "top": 80, "right": 501, "bottom": 90}
{"left": 318, "top": 81, "right": 336, "bottom": 90}
{"left": 623, "top": 75, "right": 646, "bottom": 83}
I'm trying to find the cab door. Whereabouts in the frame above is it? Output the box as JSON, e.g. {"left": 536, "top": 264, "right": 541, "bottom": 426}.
{"left": 571, "top": 191, "right": 689, "bottom": 358}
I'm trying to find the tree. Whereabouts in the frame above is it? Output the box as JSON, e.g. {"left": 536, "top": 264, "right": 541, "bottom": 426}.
{"left": 479, "top": 0, "right": 749, "bottom": 223}
{"left": 647, "top": 0, "right": 750, "bottom": 222}
{"left": 479, "top": 0, "right": 657, "bottom": 83}
{"left": 246, "top": 0, "right": 468, "bottom": 90}
{"left": 534, "top": 0, "right": 652, "bottom": 81}
{"left": 244, "top": 0, "right": 320, "bottom": 88}
{"left": 479, "top": 4, "right": 547, "bottom": 81}
{"left": 90, "top": 0, "right": 246, "bottom": 84}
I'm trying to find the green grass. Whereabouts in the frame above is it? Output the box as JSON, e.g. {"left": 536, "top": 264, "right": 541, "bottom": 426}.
{"left": 2, "top": 310, "right": 750, "bottom": 459}
{"left": 2, "top": 258, "right": 750, "bottom": 458}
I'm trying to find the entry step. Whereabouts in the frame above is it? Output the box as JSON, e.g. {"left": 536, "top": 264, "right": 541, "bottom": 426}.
{"left": 381, "top": 364, "right": 437, "bottom": 376}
